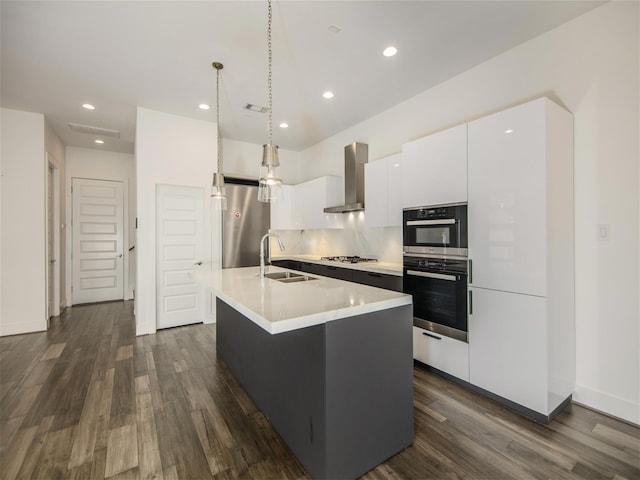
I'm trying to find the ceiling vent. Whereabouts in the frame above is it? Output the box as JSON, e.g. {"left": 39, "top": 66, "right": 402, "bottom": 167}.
{"left": 244, "top": 103, "right": 270, "bottom": 114}
{"left": 68, "top": 123, "right": 120, "bottom": 139}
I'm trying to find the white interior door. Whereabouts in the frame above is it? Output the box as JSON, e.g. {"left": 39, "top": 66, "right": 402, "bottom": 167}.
{"left": 156, "top": 184, "right": 206, "bottom": 329}
{"left": 72, "top": 178, "right": 124, "bottom": 304}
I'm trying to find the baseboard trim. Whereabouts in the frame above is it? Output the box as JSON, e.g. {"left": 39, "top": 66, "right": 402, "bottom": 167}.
{"left": 0, "top": 320, "right": 47, "bottom": 337}
{"left": 573, "top": 384, "right": 639, "bottom": 426}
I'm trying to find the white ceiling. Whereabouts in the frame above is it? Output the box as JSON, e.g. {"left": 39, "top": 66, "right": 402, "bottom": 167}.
{"left": 1, "top": 0, "right": 604, "bottom": 154}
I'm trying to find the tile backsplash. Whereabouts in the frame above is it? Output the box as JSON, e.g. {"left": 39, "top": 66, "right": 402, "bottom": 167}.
{"left": 272, "top": 212, "right": 403, "bottom": 265}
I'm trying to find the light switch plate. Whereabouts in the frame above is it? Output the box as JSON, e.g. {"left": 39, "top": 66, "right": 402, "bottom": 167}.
{"left": 597, "top": 224, "right": 610, "bottom": 241}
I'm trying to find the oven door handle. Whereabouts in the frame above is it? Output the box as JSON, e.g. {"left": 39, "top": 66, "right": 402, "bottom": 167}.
{"left": 405, "top": 219, "right": 456, "bottom": 226}
{"left": 406, "top": 270, "right": 457, "bottom": 281}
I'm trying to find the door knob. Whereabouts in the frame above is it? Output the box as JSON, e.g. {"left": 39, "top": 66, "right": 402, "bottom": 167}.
{"left": 194, "top": 261, "right": 203, "bottom": 266}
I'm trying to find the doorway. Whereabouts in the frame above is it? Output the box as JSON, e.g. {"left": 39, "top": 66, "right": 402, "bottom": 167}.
{"left": 46, "top": 155, "right": 61, "bottom": 320}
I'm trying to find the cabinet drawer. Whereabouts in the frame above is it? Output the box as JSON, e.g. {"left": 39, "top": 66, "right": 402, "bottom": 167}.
{"left": 413, "top": 326, "right": 469, "bottom": 381}
{"left": 352, "top": 270, "right": 402, "bottom": 292}
{"left": 298, "top": 262, "right": 324, "bottom": 275}
{"left": 323, "top": 265, "right": 354, "bottom": 281}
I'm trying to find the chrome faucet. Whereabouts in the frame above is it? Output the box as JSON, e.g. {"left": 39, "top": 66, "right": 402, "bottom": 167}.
{"left": 259, "top": 232, "right": 285, "bottom": 278}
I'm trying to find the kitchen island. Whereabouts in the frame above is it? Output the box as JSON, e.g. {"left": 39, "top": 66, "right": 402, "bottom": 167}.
{"left": 194, "top": 266, "right": 413, "bottom": 480}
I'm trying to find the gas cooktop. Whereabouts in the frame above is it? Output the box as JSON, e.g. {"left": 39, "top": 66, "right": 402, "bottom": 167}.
{"left": 320, "top": 256, "right": 378, "bottom": 264}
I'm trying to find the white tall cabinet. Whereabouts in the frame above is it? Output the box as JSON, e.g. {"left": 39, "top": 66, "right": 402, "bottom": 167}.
{"left": 467, "top": 97, "right": 575, "bottom": 419}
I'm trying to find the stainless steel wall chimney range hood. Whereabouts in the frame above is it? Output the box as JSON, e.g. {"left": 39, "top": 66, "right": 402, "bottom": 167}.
{"left": 324, "top": 142, "right": 368, "bottom": 213}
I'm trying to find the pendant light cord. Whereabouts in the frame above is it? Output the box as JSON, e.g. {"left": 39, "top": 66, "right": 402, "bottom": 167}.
{"left": 267, "top": 0, "right": 273, "bottom": 146}
{"left": 216, "top": 65, "right": 222, "bottom": 173}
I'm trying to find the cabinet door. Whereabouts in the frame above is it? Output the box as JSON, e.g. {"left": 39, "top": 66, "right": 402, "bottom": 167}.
{"left": 468, "top": 287, "right": 547, "bottom": 414}
{"left": 413, "top": 327, "right": 469, "bottom": 381}
{"left": 401, "top": 124, "right": 467, "bottom": 208}
{"left": 467, "top": 100, "right": 546, "bottom": 296}
{"left": 294, "top": 177, "right": 344, "bottom": 230}
{"left": 352, "top": 270, "right": 402, "bottom": 292}
{"left": 270, "top": 184, "right": 295, "bottom": 230}
{"left": 364, "top": 158, "right": 388, "bottom": 227}
{"left": 323, "top": 265, "right": 353, "bottom": 281}
{"left": 298, "top": 262, "right": 324, "bottom": 276}
{"left": 387, "top": 155, "right": 403, "bottom": 227}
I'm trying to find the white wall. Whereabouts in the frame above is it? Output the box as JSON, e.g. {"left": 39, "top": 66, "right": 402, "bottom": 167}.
{"left": 299, "top": 2, "right": 639, "bottom": 424}
{"left": 0, "top": 108, "right": 47, "bottom": 335}
{"left": 135, "top": 107, "right": 218, "bottom": 336}
{"left": 65, "top": 147, "right": 136, "bottom": 304}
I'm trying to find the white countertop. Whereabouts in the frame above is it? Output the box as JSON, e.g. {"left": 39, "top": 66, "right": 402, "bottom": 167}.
{"left": 270, "top": 254, "right": 403, "bottom": 276}
{"left": 193, "top": 266, "right": 411, "bottom": 335}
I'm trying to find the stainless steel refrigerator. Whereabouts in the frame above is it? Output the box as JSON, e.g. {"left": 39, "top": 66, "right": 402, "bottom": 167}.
{"left": 222, "top": 179, "right": 271, "bottom": 268}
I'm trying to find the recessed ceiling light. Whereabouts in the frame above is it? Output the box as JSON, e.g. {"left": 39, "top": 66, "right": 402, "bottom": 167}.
{"left": 383, "top": 46, "right": 397, "bottom": 57}
{"left": 94, "top": 139, "right": 104, "bottom": 144}
{"left": 323, "top": 91, "right": 334, "bottom": 99}
{"left": 279, "top": 122, "right": 289, "bottom": 129}
{"left": 82, "top": 103, "right": 95, "bottom": 110}
{"left": 393, "top": 163, "right": 400, "bottom": 167}
{"left": 199, "top": 104, "right": 210, "bottom": 110}
{"left": 505, "top": 129, "right": 514, "bottom": 134}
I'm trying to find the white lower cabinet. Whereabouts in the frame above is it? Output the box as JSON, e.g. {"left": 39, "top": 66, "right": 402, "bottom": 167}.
{"left": 468, "top": 287, "right": 549, "bottom": 414}
{"left": 412, "top": 326, "right": 469, "bottom": 382}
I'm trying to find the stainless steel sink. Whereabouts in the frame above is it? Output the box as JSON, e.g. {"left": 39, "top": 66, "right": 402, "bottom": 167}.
{"left": 278, "top": 275, "right": 317, "bottom": 283}
{"left": 263, "top": 271, "right": 317, "bottom": 283}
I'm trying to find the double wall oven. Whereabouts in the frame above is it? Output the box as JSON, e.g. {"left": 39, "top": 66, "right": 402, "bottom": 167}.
{"left": 403, "top": 203, "right": 468, "bottom": 342}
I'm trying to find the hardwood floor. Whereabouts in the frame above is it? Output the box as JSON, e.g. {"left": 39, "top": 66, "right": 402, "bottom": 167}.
{"left": 1, "top": 301, "right": 638, "bottom": 479}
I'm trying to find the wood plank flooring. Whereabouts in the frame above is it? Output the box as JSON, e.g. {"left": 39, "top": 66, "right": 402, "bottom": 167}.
{"left": 1, "top": 300, "right": 638, "bottom": 479}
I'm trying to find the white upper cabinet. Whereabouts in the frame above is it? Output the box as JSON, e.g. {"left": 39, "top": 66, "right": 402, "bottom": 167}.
{"left": 401, "top": 123, "right": 467, "bottom": 208}
{"left": 270, "top": 184, "right": 295, "bottom": 230}
{"left": 365, "top": 153, "right": 402, "bottom": 227}
{"left": 273, "top": 176, "right": 343, "bottom": 230}
{"left": 467, "top": 98, "right": 573, "bottom": 297}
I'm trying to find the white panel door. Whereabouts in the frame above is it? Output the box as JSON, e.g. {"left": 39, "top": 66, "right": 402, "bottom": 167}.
{"left": 72, "top": 178, "right": 124, "bottom": 304}
{"left": 156, "top": 184, "right": 206, "bottom": 329}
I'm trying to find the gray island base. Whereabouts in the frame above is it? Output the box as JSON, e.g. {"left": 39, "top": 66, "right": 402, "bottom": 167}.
{"left": 216, "top": 298, "right": 414, "bottom": 480}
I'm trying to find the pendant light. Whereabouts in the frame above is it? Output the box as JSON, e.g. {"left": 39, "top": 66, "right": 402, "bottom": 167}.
{"left": 258, "top": 0, "right": 283, "bottom": 203}
{"left": 210, "top": 61, "right": 227, "bottom": 210}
